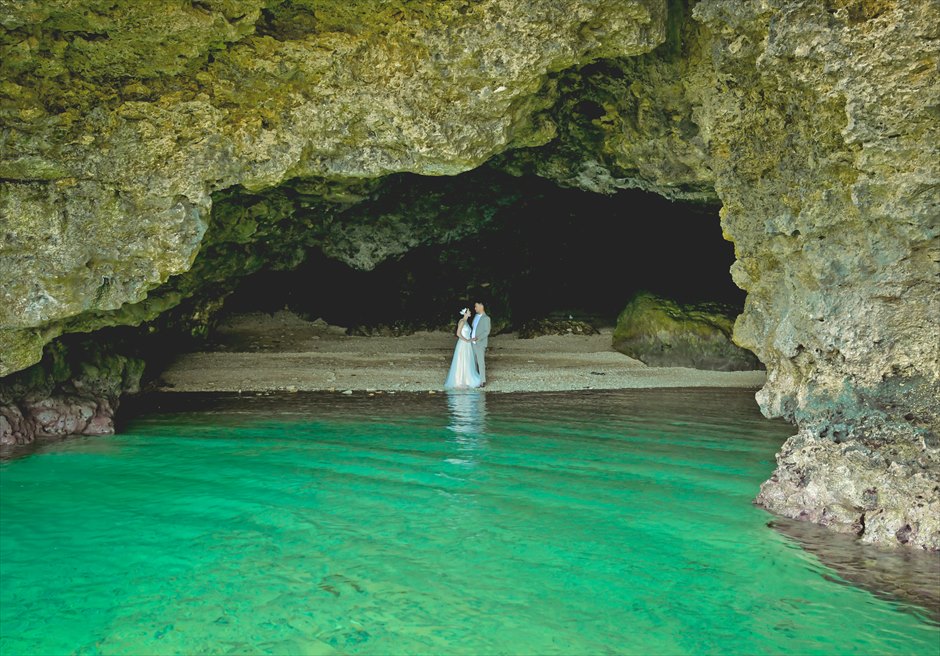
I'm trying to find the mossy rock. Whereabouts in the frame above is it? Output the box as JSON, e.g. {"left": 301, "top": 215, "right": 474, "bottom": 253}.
{"left": 612, "top": 293, "right": 761, "bottom": 371}
{"left": 0, "top": 337, "right": 144, "bottom": 405}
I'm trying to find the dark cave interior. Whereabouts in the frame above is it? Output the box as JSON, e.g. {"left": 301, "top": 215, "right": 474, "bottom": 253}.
{"left": 221, "top": 173, "right": 739, "bottom": 332}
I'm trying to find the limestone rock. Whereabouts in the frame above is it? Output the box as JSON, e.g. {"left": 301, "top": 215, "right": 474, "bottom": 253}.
{"left": 612, "top": 292, "right": 760, "bottom": 370}
{"left": 498, "top": 2, "right": 717, "bottom": 202}
{"left": 0, "top": 0, "right": 668, "bottom": 375}
{"left": 0, "top": 339, "right": 144, "bottom": 445}
{"left": 517, "top": 319, "right": 600, "bottom": 339}
{"left": 756, "top": 422, "right": 940, "bottom": 550}
{"left": 1, "top": 0, "right": 938, "bottom": 549}
{"left": 687, "top": 0, "right": 940, "bottom": 548}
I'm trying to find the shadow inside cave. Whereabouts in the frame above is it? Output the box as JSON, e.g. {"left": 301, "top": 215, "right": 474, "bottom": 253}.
{"left": 219, "top": 170, "right": 741, "bottom": 334}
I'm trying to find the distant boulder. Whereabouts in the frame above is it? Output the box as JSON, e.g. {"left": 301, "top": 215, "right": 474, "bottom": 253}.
{"left": 613, "top": 293, "right": 762, "bottom": 371}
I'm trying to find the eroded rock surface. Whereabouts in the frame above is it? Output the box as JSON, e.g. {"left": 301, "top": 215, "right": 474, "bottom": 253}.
{"left": 0, "top": 340, "right": 143, "bottom": 444}
{"left": 688, "top": 0, "right": 940, "bottom": 549}
{"left": 499, "top": 1, "right": 717, "bottom": 201}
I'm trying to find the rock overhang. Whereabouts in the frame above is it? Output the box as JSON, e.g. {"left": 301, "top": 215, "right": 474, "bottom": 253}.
{"left": 0, "top": 0, "right": 671, "bottom": 375}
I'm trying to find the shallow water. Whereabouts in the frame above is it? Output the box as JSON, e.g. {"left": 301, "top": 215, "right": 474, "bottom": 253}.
{"left": 1, "top": 389, "right": 938, "bottom": 655}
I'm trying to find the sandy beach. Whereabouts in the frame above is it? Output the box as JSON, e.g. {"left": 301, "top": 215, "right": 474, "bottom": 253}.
{"left": 157, "top": 311, "right": 767, "bottom": 393}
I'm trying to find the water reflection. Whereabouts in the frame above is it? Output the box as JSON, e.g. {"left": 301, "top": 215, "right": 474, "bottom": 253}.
{"left": 444, "top": 390, "right": 488, "bottom": 468}
{"left": 769, "top": 518, "right": 940, "bottom": 624}
{"left": 446, "top": 390, "right": 487, "bottom": 437}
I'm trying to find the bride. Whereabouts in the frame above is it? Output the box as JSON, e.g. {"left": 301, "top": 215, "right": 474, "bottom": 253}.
{"left": 444, "top": 308, "right": 482, "bottom": 389}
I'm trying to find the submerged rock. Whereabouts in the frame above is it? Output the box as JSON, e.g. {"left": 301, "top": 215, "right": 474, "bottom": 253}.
{"left": 612, "top": 293, "right": 760, "bottom": 371}
{"left": 767, "top": 516, "right": 940, "bottom": 620}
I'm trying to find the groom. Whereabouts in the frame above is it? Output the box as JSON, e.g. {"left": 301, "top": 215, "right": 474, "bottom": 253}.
{"left": 470, "top": 301, "right": 491, "bottom": 387}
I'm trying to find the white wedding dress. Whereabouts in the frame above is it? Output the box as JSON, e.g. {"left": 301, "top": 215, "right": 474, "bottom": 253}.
{"left": 444, "top": 322, "right": 481, "bottom": 389}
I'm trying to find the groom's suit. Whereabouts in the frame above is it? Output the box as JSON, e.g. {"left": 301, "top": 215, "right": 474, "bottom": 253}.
{"left": 471, "top": 312, "right": 491, "bottom": 383}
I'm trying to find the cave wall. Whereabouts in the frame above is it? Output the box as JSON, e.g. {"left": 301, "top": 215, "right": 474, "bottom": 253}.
{"left": 689, "top": 1, "right": 940, "bottom": 548}
{"left": 0, "top": 336, "right": 143, "bottom": 445}
{"left": 222, "top": 172, "right": 736, "bottom": 331}
{"left": 498, "top": 0, "right": 717, "bottom": 202}
{"left": 690, "top": 0, "right": 939, "bottom": 436}
{"left": 1, "top": 1, "right": 938, "bottom": 547}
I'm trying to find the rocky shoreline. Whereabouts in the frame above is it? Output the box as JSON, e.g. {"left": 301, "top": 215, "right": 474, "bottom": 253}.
{"left": 0, "top": 312, "right": 767, "bottom": 445}
{"left": 0, "top": 341, "right": 143, "bottom": 446}
{"left": 757, "top": 423, "right": 940, "bottom": 551}
{"left": 4, "top": 311, "right": 937, "bottom": 552}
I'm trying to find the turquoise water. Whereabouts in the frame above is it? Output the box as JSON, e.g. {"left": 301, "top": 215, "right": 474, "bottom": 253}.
{"left": 1, "top": 389, "right": 938, "bottom": 655}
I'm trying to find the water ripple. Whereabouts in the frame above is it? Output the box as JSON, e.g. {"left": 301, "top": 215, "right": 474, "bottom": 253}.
{"left": 1, "top": 389, "right": 937, "bottom": 655}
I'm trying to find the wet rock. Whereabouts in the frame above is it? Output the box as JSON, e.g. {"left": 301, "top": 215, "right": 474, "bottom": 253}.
{"left": 756, "top": 420, "right": 940, "bottom": 551}
{"left": 0, "top": 340, "right": 143, "bottom": 445}
{"left": 612, "top": 293, "right": 760, "bottom": 371}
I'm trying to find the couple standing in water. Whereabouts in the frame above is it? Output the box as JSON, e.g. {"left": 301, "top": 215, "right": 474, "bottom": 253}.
{"left": 444, "top": 301, "right": 490, "bottom": 389}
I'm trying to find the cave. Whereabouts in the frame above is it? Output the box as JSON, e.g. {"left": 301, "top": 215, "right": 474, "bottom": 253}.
{"left": 1, "top": 0, "right": 937, "bottom": 558}
{"left": 219, "top": 170, "right": 739, "bottom": 334}
{"left": 2, "top": 0, "right": 940, "bottom": 651}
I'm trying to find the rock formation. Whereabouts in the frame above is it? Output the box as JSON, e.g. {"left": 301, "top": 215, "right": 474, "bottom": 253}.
{"left": 687, "top": 1, "right": 940, "bottom": 550}
{"left": 1, "top": 0, "right": 937, "bottom": 547}
{"left": 0, "top": 338, "right": 143, "bottom": 445}
{"left": 0, "top": 0, "right": 667, "bottom": 375}
{"left": 613, "top": 292, "right": 761, "bottom": 370}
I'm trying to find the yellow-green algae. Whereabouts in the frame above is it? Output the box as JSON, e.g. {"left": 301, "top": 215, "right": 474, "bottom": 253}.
{"left": 612, "top": 292, "right": 760, "bottom": 371}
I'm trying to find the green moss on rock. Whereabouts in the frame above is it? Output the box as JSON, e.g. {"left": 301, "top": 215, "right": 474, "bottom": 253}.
{"left": 0, "top": 337, "right": 144, "bottom": 444}
{"left": 1, "top": 0, "right": 938, "bottom": 548}
{"left": 496, "top": 1, "right": 716, "bottom": 202}
{"left": 612, "top": 292, "right": 761, "bottom": 371}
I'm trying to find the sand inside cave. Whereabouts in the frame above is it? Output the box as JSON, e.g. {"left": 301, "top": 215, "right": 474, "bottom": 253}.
{"left": 155, "top": 311, "right": 767, "bottom": 394}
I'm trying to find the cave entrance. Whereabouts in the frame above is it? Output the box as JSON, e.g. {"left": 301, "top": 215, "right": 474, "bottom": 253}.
{"left": 219, "top": 169, "right": 738, "bottom": 335}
